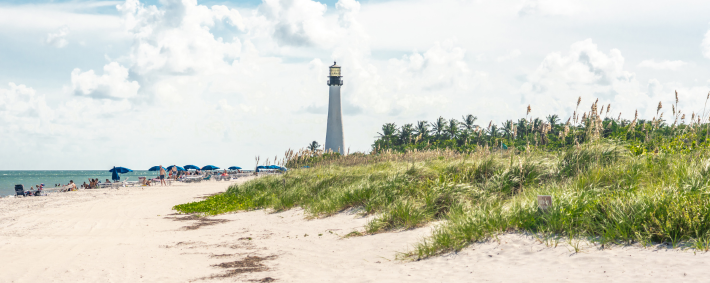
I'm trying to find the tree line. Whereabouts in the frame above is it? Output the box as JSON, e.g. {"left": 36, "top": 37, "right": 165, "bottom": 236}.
{"left": 373, "top": 94, "right": 710, "bottom": 155}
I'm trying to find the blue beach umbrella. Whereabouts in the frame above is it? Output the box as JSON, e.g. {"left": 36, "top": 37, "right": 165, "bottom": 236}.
{"left": 184, "top": 165, "right": 200, "bottom": 170}
{"left": 228, "top": 166, "right": 242, "bottom": 170}
{"left": 201, "top": 165, "right": 220, "bottom": 170}
{"left": 166, "top": 165, "right": 185, "bottom": 172}
{"left": 270, "top": 165, "right": 287, "bottom": 171}
{"left": 148, "top": 166, "right": 162, "bottom": 171}
{"left": 109, "top": 166, "right": 133, "bottom": 173}
{"left": 256, "top": 165, "right": 285, "bottom": 172}
{"left": 109, "top": 166, "right": 133, "bottom": 181}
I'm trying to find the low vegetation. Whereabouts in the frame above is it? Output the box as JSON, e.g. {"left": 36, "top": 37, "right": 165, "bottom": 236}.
{"left": 174, "top": 93, "right": 710, "bottom": 258}
{"left": 175, "top": 142, "right": 710, "bottom": 259}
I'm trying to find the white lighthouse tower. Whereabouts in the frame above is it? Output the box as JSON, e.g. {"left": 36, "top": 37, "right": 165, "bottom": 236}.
{"left": 325, "top": 62, "right": 344, "bottom": 154}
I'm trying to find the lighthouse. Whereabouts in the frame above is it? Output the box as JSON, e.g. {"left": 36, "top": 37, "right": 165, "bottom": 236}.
{"left": 325, "top": 62, "right": 344, "bottom": 154}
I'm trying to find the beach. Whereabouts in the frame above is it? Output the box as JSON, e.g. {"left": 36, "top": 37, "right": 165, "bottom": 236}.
{"left": 1, "top": 178, "right": 709, "bottom": 282}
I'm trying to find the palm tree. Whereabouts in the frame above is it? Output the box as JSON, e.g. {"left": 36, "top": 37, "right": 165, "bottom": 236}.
{"left": 307, "top": 141, "right": 320, "bottom": 152}
{"left": 431, "top": 117, "right": 447, "bottom": 139}
{"left": 546, "top": 114, "right": 560, "bottom": 134}
{"left": 546, "top": 114, "right": 560, "bottom": 129}
{"left": 516, "top": 118, "right": 529, "bottom": 138}
{"left": 415, "top": 121, "right": 429, "bottom": 141}
{"left": 502, "top": 120, "right": 514, "bottom": 139}
{"left": 399, "top": 123, "right": 414, "bottom": 144}
{"left": 377, "top": 123, "right": 398, "bottom": 145}
{"left": 462, "top": 114, "right": 478, "bottom": 131}
{"left": 532, "top": 118, "right": 543, "bottom": 133}
{"left": 447, "top": 119, "right": 459, "bottom": 140}
{"left": 488, "top": 124, "right": 500, "bottom": 138}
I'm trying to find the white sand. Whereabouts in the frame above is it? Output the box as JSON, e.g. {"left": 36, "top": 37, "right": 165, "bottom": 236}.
{"left": 1, "top": 179, "right": 709, "bottom": 282}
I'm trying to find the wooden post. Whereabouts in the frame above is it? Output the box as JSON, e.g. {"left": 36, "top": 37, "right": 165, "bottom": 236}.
{"left": 537, "top": 195, "right": 552, "bottom": 211}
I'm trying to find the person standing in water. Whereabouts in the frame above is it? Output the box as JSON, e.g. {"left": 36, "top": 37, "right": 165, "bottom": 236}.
{"left": 159, "top": 165, "right": 167, "bottom": 186}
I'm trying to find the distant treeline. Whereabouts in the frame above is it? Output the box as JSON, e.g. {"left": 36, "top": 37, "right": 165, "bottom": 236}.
{"left": 373, "top": 94, "right": 710, "bottom": 155}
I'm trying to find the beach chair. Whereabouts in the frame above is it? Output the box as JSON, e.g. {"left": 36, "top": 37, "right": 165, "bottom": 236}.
{"left": 15, "top": 185, "right": 25, "bottom": 197}
{"left": 121, "top": 177, "right": 139, "bottom": 187}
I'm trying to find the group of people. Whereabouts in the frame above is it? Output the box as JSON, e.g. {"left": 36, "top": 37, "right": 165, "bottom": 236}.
{"left": 81, "top": 178, "right": 113, "bottom": 189}
{"left": 17, "top": 167, "right": 245, "bottom": 197}
{"left": 155, "top": 165, "right": 207, "bottom": 185}
{"left": 22, "top": 181, "right": 76, "bottom": 197}
{"left": 21, "top": 184, "right": 45, "bottom": 196}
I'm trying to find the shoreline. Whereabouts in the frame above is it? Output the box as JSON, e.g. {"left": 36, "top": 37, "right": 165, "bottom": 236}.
{"left": 2, "top": 179, "right": 709, "bottom": 282}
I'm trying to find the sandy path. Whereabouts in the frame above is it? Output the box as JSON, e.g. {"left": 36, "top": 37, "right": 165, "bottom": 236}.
{"left": 1, "top": 179, "right": 709, "bottom": 282}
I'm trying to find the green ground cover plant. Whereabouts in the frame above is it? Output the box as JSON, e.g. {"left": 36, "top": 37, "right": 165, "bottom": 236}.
{"left": 174, "top": 141, "right": 710, "bottom": 259}
{"left": 174, "top": 92, "right": 710, "bottom": 259}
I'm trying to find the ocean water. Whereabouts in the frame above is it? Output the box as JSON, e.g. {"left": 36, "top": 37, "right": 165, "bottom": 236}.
{"left": 0, "top": 170, "right": 159, "bottom": 196}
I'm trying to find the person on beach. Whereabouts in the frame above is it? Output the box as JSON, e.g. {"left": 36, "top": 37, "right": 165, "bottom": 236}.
{"left": 159, "top": 165, "right": 167, "bottom": 186}
{"left": 171, "top": 166, "right": 177, "bottom": 180}
{"left": 105, "top": 179, "right": 111, "bottom": 184}
{"left": 67, "top": 180, "right": 76, "bottom": 191}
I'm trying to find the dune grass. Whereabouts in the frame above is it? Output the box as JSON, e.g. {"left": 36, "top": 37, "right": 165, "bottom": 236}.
{"left": 173, "top": 142, "right": 710, "bottom": 259}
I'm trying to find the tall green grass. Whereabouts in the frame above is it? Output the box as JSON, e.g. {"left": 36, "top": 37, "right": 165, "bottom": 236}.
{"left": 173, "top": 142, "right": 710, "bottom": 258}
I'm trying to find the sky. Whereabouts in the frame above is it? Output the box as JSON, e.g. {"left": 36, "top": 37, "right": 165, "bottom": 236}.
{"left": 1, "top": 0, "right": 710, "bottom": 170}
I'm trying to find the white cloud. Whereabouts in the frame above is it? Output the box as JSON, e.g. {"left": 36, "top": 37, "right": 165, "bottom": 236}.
{"left": 520, "top": 39, "right": 646, "bottom": 119}
{"left": 3, "top": 0, "right": 710, "bottom": 169}
{"left": 258, "top": 0, "right": 333, "bottom": 47}
{"left": 45, "top": 26, "right": 69, "bottom": 48}
{"left": 0, "top": 83, "right": 54, "bottom": 134}
{"left": 638, "top": 59, "right": 687, "bottom": 71}
{"left": 71, "top": 62, "right": 140, "bottom": 99}
{"left": 518, "top": 0, "right": 582, "bottom": 17}
{"left": 117, "top": 0, "right": 243, "bottom": 75}
{"left": 497, "top": 50, "right": 521, "bottom": 62}
{"left": 703, "top": 29, "right": 710, "bottom": 59}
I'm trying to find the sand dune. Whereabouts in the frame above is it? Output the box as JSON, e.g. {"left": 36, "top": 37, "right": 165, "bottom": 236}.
{"left": 1, "top": 179, "right": 709, "bottom": 282}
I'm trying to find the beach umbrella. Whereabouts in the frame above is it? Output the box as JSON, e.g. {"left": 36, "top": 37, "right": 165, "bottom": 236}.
{"left": 184, "top": 165, "right": 200, "bottom": 170}
{"left": 228, "top": 166, "right": 242, "bottom": 170}
{"left": 264, "top": 165, "right": 287, "bottom": 171}
{"left": 109, "top": 166, "right": 133, "bottom": 181}
{"left": 148, "top": 166, "right": 162, "bottom": 171}
{"left": 109, "top": 166, "right": 133, "bottom": 173}
{"left": 201, "top": 165, "right": 220, "bottom": 170}
{"left": 166, "top": 165, "right": 185, "bottom": 171}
